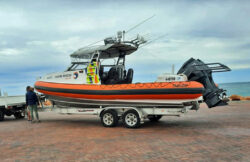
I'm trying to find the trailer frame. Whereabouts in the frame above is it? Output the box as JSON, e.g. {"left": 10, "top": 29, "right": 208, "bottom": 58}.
{"left": 40, "top": 99, "right": 199, "bottom": 128}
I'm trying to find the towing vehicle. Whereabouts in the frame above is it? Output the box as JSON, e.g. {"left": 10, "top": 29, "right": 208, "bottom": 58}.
{"left": 0, "top": 92, "right": 26, "bottom": 121}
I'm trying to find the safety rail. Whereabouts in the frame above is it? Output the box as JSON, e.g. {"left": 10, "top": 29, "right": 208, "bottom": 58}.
{"left": 192, "top": 63, "right": 231, "bottom": 73}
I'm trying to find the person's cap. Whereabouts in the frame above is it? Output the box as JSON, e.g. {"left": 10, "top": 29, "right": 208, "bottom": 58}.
{"left": 26, "top": 86, "right": 30, "bottom": 91}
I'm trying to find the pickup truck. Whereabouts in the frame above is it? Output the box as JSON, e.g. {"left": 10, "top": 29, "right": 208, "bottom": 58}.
{"left": 0, "top": 94, "right": 26, "bottom": 121}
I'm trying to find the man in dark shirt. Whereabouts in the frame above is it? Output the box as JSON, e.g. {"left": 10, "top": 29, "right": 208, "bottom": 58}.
{"left": 26, "top": 86, "right": 40, "bottom": 123}
{"left": 26, "top": 86, "right": 31, "bottom": 121}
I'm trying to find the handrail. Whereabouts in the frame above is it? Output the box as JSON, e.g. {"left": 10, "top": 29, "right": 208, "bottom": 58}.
{"left": 192, "top": 63, "right": 231, "bottom": 73}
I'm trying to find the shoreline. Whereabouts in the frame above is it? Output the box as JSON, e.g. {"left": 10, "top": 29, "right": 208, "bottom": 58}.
{"left": 229, "top": 95, "right": 250, "bottom": 101}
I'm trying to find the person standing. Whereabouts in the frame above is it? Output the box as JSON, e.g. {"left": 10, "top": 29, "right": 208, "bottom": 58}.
{"left": 25, "top": 86, "right": 31, "bottom": 121}
{"left": 26, "top": 86, "right": 40, "bottom": 123}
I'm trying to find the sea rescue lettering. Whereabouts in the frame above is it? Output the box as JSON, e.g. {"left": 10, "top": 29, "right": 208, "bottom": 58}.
{"left": 63, "top": 74, "right": 72, "bottom": 77}
{"left": 55, "top": 75, "right": 62, "bottom": 78}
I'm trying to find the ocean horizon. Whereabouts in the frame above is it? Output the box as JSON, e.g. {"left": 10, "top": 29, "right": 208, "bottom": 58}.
{"left": 219, "top": 81, "right": 250, "bottom": 97}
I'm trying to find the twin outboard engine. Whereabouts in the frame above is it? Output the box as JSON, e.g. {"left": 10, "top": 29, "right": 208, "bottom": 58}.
{"left": 178, "top": 58, "right": 231, "bottom": 108}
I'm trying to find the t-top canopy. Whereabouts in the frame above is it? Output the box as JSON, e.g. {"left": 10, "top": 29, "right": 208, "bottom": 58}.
{"left": 70, "top": 43, "right": 138, "bottom": 59}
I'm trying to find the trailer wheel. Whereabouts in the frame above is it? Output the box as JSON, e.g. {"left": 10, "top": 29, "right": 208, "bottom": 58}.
{"left": 122, "top": 110, "right": 140, "bottom": 128}
{"left": 101, "top": 110, "right": 118, "bottom": 127}
{"left": 148, "top": 115, "right": 162, "bottom": 122}
{"left": 0, "top": 109, "right": 4, "bottom": 121}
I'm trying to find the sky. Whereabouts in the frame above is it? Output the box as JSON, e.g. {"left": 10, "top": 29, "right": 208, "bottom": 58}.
{"left": 0, "top": 0, "right": 250, "bottom": 95}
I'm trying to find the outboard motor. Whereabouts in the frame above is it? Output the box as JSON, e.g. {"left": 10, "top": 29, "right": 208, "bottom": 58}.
{"left": 178, "top": 58, "right": 231, "bottom": 108}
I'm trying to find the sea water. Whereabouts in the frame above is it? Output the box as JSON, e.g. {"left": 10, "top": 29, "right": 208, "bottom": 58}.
{"left": 219, "top": 82, "right": 250, "bottom": 96}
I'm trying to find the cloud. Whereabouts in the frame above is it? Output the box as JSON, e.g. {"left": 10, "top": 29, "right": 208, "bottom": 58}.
{"left": 50, "top": 37, "right": 87, "bottom": 54}
{"left": 128, "top": 37, "right": 250, "bottom": 71}
{"left": 0, "top": 10, "right": 28, "bottom": 29}
{"left": 57, "top": 18, "right": 118, "bottom": 33}
{"left": 26, "top": 41, "right": 46, "bottom": 46}
{"left": 0, "top": 48, "right": 23, "bottom": 56}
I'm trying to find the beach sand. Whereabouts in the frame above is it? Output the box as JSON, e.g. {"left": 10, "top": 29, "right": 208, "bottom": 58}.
{"left": 0, "top": 101, "right": 249, "bottom": 161}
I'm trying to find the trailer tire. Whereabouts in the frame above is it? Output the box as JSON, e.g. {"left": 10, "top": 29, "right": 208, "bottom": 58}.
{"left": 0, "top": 109, "right": 4, "bottom": 121}
{"left": 148, "top": 115, "right": 162, "bottom": 122}
{"left": 101, "top": 110, "right": 118, "bottom": 127}
{"left": 122, "top": 109, "right": 140, "bottom": 128}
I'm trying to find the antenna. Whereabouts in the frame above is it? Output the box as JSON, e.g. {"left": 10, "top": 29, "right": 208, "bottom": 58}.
{"left": 172, "top": 64, "right": 175, "bottom": 74}
{"left": 85, "top": 39, "right": 103, "bottom": 48}
{"left": 139, "top": 33, "right": 168, "bottom": 48}
{"left": 125, "top": 15, "right": 155, "bottom": 34}
{"left": 79, "top": 15, "right": 155, "bottom": 49}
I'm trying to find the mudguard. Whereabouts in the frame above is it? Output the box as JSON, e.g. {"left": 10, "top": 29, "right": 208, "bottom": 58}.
{"left": 178, "top": 58, "right": 231, "bottom": 108}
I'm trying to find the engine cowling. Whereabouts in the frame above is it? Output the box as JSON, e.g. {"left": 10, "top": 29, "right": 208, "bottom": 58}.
{"left": 177, "top": 58, "right": 231, "bottom": 108}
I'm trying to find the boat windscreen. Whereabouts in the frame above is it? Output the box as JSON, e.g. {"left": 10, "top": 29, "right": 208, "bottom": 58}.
{"left": 100, "top": 58, "right": 117, "bottom": 66}
{"left": 71, "top": 57, "right": 91, "bottom": 64}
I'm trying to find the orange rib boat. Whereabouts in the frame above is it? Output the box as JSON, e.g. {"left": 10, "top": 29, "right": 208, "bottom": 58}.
{"left": 35, "top": 80, "right": 204, "bottom": 107}
{"left": 35, "top": 32, "right": 230, "bottom": 108}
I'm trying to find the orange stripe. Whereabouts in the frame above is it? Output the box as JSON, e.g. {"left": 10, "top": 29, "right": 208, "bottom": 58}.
{"left": 38, "top": 89, "right": 202, "bottom": 100}
{"left": 35, "top": 81, "right": 203, "bottom": 91}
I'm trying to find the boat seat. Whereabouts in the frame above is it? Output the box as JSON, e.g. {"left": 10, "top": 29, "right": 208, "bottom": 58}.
{"left": 99, "top": 66, "right": 108, "bottom": 84}
{"left": 105, "top": 67, "right": 123, "bottom": 84}
{"left": 124, "top": 68, "right": 133, "bottom": 84}
{"left": 100, "top": 72, "right": 108, "bottom": 84}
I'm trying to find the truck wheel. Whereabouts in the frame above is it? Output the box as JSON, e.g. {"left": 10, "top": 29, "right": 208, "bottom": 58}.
{"left": 14, "top": 112, "right": 21, "bottom": 119}
{"left": 0, "top": 110, "right": 4, "bottom": 121}
{"left": 148, "top": 115, "right": 162, "bottom": 122}
{"left": 122, "top": 110, "right": 140, "bottom": 128}
{"left": 19, "top": 110, "right": 25, "bottom": 119}
{"left": 101, "top": 110, "right": 118, "bottom": 127}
